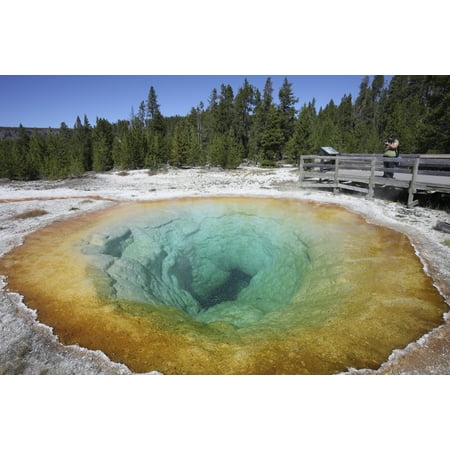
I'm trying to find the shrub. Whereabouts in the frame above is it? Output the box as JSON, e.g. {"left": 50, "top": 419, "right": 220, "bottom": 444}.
{"left": 260, "top": 160, "right": 278, "bottom": 168}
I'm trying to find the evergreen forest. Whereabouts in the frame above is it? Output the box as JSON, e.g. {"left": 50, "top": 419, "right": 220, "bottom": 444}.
{"left": 1, "top": 75, "right": 449, "bottom": 180}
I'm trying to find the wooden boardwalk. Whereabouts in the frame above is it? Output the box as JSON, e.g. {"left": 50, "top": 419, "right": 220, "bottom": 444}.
{"left": 298, "top": 153, "right": 450, "bottom": 207}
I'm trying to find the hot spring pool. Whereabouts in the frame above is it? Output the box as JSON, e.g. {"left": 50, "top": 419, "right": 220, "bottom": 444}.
{"left": 0, "top": 197, "right": 447, "bottom": 374}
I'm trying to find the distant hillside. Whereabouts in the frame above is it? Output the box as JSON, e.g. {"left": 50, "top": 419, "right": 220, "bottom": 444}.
{"left": 0, "top": 126, "right": 58, "bottom": 140}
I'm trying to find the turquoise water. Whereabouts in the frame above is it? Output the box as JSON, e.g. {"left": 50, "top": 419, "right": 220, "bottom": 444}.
{"left": 82, "top": 200, "right": 311, "bottom": 327}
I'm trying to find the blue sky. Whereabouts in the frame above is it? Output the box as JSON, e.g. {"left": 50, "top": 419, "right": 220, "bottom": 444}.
{"left": 0, "top": 75, "right": 390, "bottom": 129}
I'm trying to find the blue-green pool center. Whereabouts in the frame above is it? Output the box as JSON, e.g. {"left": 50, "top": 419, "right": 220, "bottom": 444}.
{"left": 82, "top": 207, "right": 311, "bottom": 327}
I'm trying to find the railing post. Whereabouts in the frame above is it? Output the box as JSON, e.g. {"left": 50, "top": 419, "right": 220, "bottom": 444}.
{"left": 407, "top": 157, "right": 420, "bottom": 207}
{"left": 368, "top": 157, "right": 376, "bottom": 199}
{"left": 299, "top": 156, "right": 304, "bottom": 187}
{"left": 333, "top": 156, "right": 340, "bottom": 193}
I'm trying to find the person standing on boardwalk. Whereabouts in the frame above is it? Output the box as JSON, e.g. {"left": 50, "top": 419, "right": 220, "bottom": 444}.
{"left": 383, "top": 134, "right": 399, "bottom": 178}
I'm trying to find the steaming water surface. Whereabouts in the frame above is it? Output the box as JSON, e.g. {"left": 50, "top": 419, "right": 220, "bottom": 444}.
{"left": 0, "top": 197, "right": 447, "bottom": 374}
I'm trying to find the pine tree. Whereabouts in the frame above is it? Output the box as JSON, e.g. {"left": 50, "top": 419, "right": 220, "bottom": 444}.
{"left": 263, "top": 77, "right": 274, "bottom": 110}
{"left": 248, "top": 78, "right": 274, "bottom": 163}
{"left": 278, "top": 77, "right": 298, "bottom": 151}
{"left": 248, "top": 88, "right": 263, "bottom": 163}
{"left": 186, "top": 106, "right": 205, "bottom": 165}
{"left": 337, "top": 94, "right": 357, "bottom": 152}
{"left": 315, "top": 100, "right": 342, "bottom": 151}
{"left": 144, "top": 86, "right": 166, "bottom": 166}
{"left": 216, "top": 84, "right": 234, "bottom": 134}
{"left": 383, "top": 76, "right": 427, "bottom": 153}
{"left": 206, "top": 130, "right": 241, "bottom": 169}
{"left": 0, "top": 139, "right": 14, "bottom": 178}
{"left": 71, "top": 115, "right": 92, "bottom": 172}
{"left": 286, "top": 102, "right": 315, "bottom": 163}
{"left": 170, "top": 121, "right": 190, "bottom": 167}
{"left": 44, "top": 128, "right": 66, "bottom": 178}
{"left": 202, "top": 88, "right": 218, "bottom": 148}
{"left": 260, "top": 104, "right": 284, "bottom": 163}
{"left": 206, "top": 133, "right": 224, "bottom": 167}
{"left": 419, "top": 75, "right": 450, "bottom": 153}
{"left": 146, "top": 86, "right": 160, "bottom": 121}
{"left": 112, "top": 120, "right": 130, "bottom": 169}
{"left": 28, "top": 130, "right": 47, "bottom": 178}
{"left": 371, "top": 75, "right": 385, "bottom": 101}
{"left": 11, "top": 124, "right": 32, "bottom": 179}
{"left": 354, "top": 76, "right": 377, "bottom": 152}
{"left": 138, "top": 101, "right": 146, "bottom": 125}
{"left": 127, "top": 118, "right": 146, "bottom": 169}
{"left": 82, "top": 115, "right": 93, "bottom": 170}
{"left": 92, "top": 118, "right": 114, "bottom": 171}
{"left": 233, "top": 78, "right": 255, "bottom": 158}
{"left": 59, "top": 121, "right": 72, "bottom": 145}
{"left": 224, "top": 130, "right": 242, "bottom": 169}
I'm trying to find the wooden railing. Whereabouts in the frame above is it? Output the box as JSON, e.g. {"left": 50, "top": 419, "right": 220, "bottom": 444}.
{"left": 298, "top": 153, "right": 450, "bottom": 207}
